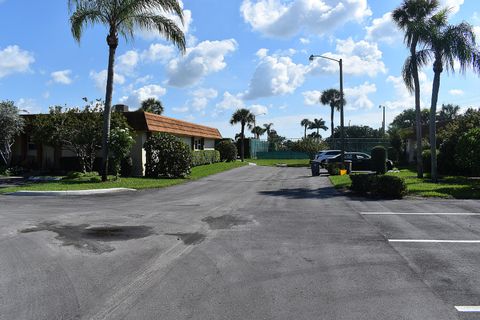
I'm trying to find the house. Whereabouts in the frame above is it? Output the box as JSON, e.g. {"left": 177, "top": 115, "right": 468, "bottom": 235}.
{"left": 11, "top": 107, "right": 222, "bottom": 176}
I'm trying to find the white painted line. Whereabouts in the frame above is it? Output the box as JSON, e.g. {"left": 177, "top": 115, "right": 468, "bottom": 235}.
{"left": 361, "top": 212, "right": 480, "bottom": 216}
{"left": 389, "top": 239, "right": 480, "bottom": 243}
{"left": 455, "top": 306, "right": 480, "bottom": 312}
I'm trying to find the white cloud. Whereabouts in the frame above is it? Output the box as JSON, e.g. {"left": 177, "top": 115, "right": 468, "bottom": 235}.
{"left": 243, "top": 53, "right": 307, "bottom": 100}
{"left": 449, "top": 89, "right": 464, "bottom": 96}
{"left": 190, "top": 88, "right": 218, "bottom": 112}
{"left": 256, "top": 48, "right": 269, "bottom": 58}
{"left": 172, "top": 106, "right": 189, "bottom": 113}
{"left": 0, "top": 45, "right": 35, "bottom": 78}
{"left": 141, "top": 43, "right": 175, "bottom": 63}
{"left": 249, "top": 104, "right": 269, "bottom": 115}
{"left": 365, "top": 12, "right": 402, "bottom": 44}
{"left": 474, "top": 26, "right": 480, "bottom": 39}
{"left": 216, "top": 91, "right": 245, "bottom": 111}
{"left": 116, "top": 51, "right": 139, "bottom": 74}
{"left": 50, "top": 69, "right": 72, "bottom": 85}
{"left": 308, "top": 38, "right": 387, "bottom": 77}
{"left": 439, "top": 0, "right": 464, "bottom": 14}
{"left": 302, "top": 90, "right": 321, "bottom": 106}
{"left": 119, "top": 84, "right": 167, "bottom": 108}
{"left": 299, "top": 37, "right": 310, "bottom": 44}
{"left": 167, "top": 39, "right": 237, "bottom": 87}
{"left": 89, "top": 70, "right": 125, "bottom": 90}
{"left": 16, "top": 98, "right": 41, "bottom": 114}
{"left": 344, "top": 82, "right": 376, "bottom": 110}
{"left": 382, "top": 72, "right": 432, "bottom": 110}
{"left": 241, "top": 0, "right": 371, "bottom": 38}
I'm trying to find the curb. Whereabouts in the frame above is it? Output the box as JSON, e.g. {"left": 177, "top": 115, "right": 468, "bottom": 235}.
{"left": 6, "top": 188, "right": 137, "bottom": 196}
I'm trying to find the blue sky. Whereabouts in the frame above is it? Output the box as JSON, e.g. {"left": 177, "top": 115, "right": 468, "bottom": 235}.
{"left": 0, "top": 0, "right": 479, "bottom": 139}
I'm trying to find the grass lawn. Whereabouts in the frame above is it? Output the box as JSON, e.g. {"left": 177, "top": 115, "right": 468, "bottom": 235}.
{"left": 329, "top": 169, "right": 480, "bottom": 199}
{"left": 0, "top": 161, "right": 247, "bottom": 194}
{"left": 246, "top": 158, "right": 310, "bottom": 167}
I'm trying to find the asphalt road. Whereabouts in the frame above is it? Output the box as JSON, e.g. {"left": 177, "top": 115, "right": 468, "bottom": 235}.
{"left": 1, "top": 166, "right": 480, "bottom": 320}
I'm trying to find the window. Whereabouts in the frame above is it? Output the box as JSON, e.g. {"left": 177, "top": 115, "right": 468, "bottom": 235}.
{"left": 27, "top": 135, "right": 37, "bottom": 151}
{"left": 194, "top": 138, "right": 204, "bottom": 150}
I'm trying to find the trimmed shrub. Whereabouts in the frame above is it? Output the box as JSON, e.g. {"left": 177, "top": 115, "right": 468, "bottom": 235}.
{"left": 422, "top": 149, "right": 439, "bottom": 174}
{"left": 387, "top": 147, "right": 399, "bottom": 164}
{"left": 216, "top": 140, "right": 237, "bottom": 162}
{"left": 455, "top": 128, "right": 480, "bottom": 176}
{"left": 371, "top": 146, "right": 387, "bottom": 174}
{"left": 350, "top": 174, "right": 407, "bottom": 199}
{"left": 192, "top": 150, "right": 221, "bottom": 167}
{"left": 327, "top": 162, "right": 345, "bottom": 175}
{"left": 144, "top": 133, "right": 192, "bottom": 178}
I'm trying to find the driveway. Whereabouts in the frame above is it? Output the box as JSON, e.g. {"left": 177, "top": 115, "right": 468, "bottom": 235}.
{"left": 0, "top": 166, "right": 479, "bottom": 319}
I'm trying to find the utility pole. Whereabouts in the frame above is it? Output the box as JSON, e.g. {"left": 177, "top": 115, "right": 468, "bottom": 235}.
{"left": 379, "top": 105, "right": 386, "bottom": 136}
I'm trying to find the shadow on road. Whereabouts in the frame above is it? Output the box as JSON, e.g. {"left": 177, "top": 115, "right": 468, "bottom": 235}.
{"left": 258, "top": 187, "right": 342, "bottom": 199}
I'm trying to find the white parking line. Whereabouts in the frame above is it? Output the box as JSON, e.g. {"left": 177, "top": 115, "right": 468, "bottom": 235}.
{"left": 455, "top": 306, "right": 480, "bottom": 312}
{"left": 389, "top": 239, "right": 480, "bottom": 243}
{"left": 361, "top": 212, "right": 480, "bottom": 215}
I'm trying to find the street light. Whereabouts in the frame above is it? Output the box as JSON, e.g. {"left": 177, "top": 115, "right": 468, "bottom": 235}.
{"left": 379, "top": 105, "right": 386, "bottom": 136}
{"left": 309, "top": 54, "right": 345, "bottom": 162}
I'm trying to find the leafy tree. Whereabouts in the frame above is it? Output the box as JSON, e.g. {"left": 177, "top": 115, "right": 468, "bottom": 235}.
{"left": 251, "top": 126, "right": 266, "bottom": 139}
{"left": 109, "top": 127, "right": 134, "bottom": 178}
{"left": 263, "top": 123, "right": 273, "bottom": 137}
{"left": 333, "top": 125, "right": 382, "bottom": 139}
{"left": 267, "top": 129, "right": 286, "bottom": 151}
{"left": 320, "top": 89, "right": 345, "bottom": 138}
{"left": 437, "top": 103, "right": 460, "bottom": 122}
{"left": 455, "top": 128, "right": 480, "bottom": 176}
{"left": 300, "top": 118, "right": 312, "bottom": 139}
{"left": 393, "top": 0, "right": 440, "bottom": 178}
{"left": 389, "top": 108, "right": 429, "bottom": 131}
{"left": 291, "top": 138, "right": 328, "bottom": 159}
{"left": 230, "top": 109, "right": 255, "bottom": 161}
{"left": 308, "top": 118, "right": 328, "bottom": 137}
{"left": 0, "top": 101, "right": 25, "bottom": 167}
{"left": 418, "top": 14, "right": 479, "bottom": 182}
{"left": 140, "top": 98, "right": 164, "bottom": 115}
{"left": 69, "top": 0, "right": 186, "bottom": 181}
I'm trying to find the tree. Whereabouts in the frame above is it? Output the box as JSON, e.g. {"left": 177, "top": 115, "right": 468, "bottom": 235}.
{"left": 0, "top": 101, "right": 25, "bottom": 167}
{"left": 320, "top": 89, "right": 345, "bottom": 138}
{"left": 263, "top": 123, "right": 273, "bottom": 137}
{"left": 333, "top": 125, "right": 382, "bottom": 139}
{"left": 389, "top": 108, "right": 429, "bottom": 131}
{"left": 69, "top": 0, "right": 186, "bottom": 181}
{"left": 140, "top": 98, "right": 164, "bottom": 115}
{"left": 308, "top": 118, "right": 328, "bottom": 137}
{"left": 300, "top": 118, "right": 312, "bottom": 139}
{"left": 291, "top": 138, "right": 328, "bottom": 160}
{"left": 109, "top": 127, "right": 134, "bottom": 178}
{"left": 418, "top": 15, "right": 479, "bottom": 182}
{"left": 393, "top": 0, "right": 440, "bottom": 178}
{"left": 251, "top": 126, "right": 266, "bottom": 139}
{"left": 437, "top": 103, "right": 460, "bottom": 122}
{"left": 230, "top": 109, "right": 255, "bottom": 162}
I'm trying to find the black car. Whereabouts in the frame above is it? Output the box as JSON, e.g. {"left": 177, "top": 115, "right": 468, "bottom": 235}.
{"left": 325, "top": 152, "right": 393, "bottom": 171}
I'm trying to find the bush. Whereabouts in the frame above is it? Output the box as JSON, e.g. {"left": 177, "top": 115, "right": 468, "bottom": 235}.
{"left": 455, "top": 128, "right": 480, "bottom": 176}
{"left": 109, "top": 128, "right": 134, "bottom": 178}
{"left": 216, "top": 140, "right": 237, "bottom": 162}
{"left": 371, "top": 146, "right": 387, "bottom": 174}
{"left": 327, "top": 162, "right": 346, "bottom": 175}
{"left": 422, "top": 149, "right": 439, "bottom": 174}
{"left": 350, "top": 174, "right": 407, "bottom": 199}
{"left": 120, "top": 156, "right": 133, "bottom": 177}
{"left": 291, "top": 138, "right": 328, "bottom": 159}
{"left": 192, "top": 150, "right": 221, "bottom": 167}
{"left": 144, "top": 133, "right": 192, "bottom": 178}
{"left": 387, "top": 147, "right": 399, "bottom": 164}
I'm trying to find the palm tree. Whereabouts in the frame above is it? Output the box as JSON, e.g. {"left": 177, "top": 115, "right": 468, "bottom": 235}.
{"left": 392, "top": 0, "right": 440, "bottom": 178}
{"left": 140, "top": 98, "right": 164, "bottom": 115}
{"left": 251, "top": 126, "right": 266, "bottom": 139}
{"left": 263, "top": 123, "right": 273, "bottom": 138}
{"left": 417, "top": 16, "right": 479, "bottom": 182}
{"left": 320, "top": 89, "right": 345, "bottom": 138}
{"left": 300, "top": 118, "right": 312, "bottom": 139}
{"left": 69, "top": 0, "right": 186, "bottom": 181}
{"left": 308, "top": 118, "right": 328, "bottom": 137}
{"left": 230, "top": 109, "right": 255, "bottom": 161}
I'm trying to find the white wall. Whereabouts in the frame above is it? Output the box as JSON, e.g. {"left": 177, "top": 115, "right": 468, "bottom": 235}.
{"left": 131, "top": 132, "right": 147, "bottom": 176}
{"left": 204, "top": 139, "right": 215, "bottom": 150}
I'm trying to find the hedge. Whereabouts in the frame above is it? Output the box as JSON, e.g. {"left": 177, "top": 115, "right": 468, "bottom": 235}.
{"left": 371, "top": 146, "right": 387, "bottom": 174}
{"left": 350, "top": 174, "right": 407, "bottom": 199}
{"left": 192, "top": 150, "right": 221, "bottom": 167}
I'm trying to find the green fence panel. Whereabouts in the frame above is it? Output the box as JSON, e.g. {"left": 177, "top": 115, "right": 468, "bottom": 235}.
{"left": 250, "top": 139, "right": 269, "bottom": 158}
{"left": 256, "top": 151, "right": 309, "bottom": 159}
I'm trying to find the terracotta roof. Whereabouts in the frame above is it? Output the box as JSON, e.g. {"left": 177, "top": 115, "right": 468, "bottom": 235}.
{"left": 124, "top": 112, "right": 222, "bottom": 139}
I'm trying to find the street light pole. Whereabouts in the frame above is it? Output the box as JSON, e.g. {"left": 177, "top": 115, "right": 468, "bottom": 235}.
{"left": 379, "top": 105, "right": 386, "bottom": 136}
{"left": 309, "top": 54, "right": 345, "bottom": 162}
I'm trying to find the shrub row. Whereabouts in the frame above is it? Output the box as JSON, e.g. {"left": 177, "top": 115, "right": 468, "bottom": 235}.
{"left": 192, "top": 150, "right": 221, "bottom": 167}
{"left": 350, "top": 174, "right": 407, "bottom": 199}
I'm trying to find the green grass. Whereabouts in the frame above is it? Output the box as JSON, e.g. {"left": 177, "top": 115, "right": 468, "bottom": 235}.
{"left": 0, "top": 161, "right": 247, "bottom": 194}
{"left": 328, "top": 169, "right": 480, "bottom": 199}
{"left": 246, "top": 158, "right": 310, "bottom": 167}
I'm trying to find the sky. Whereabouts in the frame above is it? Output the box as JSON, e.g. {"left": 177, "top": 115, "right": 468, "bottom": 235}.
{"left": 0, "top": 0, "right": 479, "bottom": 139}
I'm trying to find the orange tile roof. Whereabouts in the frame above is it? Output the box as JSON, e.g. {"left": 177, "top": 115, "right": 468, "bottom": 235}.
{"left": 144, "top": 112, "right": 222, "bottom": 139}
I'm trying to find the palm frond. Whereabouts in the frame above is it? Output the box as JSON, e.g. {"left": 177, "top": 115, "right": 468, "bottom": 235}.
{"left": 70, "top": 6, "right": 106, "bottom": 42}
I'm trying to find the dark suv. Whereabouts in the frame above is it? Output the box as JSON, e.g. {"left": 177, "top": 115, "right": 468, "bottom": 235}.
{"left": 325, "top": 152, "right": 394, "bottom": 171}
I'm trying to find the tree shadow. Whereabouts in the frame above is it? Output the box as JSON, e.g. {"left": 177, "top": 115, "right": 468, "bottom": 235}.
{"left": 258, "top": 186, "right": 343, "bottom": 199}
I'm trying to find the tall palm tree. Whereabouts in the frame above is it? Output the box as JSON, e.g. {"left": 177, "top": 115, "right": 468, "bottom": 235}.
{"left": 263, "top": 123, "right": 273, "bottom": 138}
{"left": 308, "top": 118, "right": 328, "bottom": 137}
{"left": 230, "top": 109, "right": 255, "bottom": 162}
{"left": 140, "top": 98, "right": 164, "bottom": 115}
{"left": 320, "top": 89, "right": 345, "bottom": 138}
{"left": 69, "top": 0, "right": 186, "bottom": 181}
{"left": 251, "top": 126, "right": 266, "bottom": 139}
{"left": 392, "top": 0, "right": 440, "bottom": 178}
{"left": 300, "top": 118, "right": 312, "bottom": 139}
{"left": 417, "top": 16, "right": 479, "bottom": 182}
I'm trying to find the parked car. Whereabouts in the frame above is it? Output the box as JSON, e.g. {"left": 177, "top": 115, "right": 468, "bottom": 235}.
{"left": 325, "top": 152, "right": 394, "bottom": 171}
{"left": 313, "top": 150, "right": 341, "bottom": 167}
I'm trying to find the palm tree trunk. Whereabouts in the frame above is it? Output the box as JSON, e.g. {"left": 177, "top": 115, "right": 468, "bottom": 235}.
{"left": 430, "top": 63, "right": 442, "bottom": 183}
{"left": 101, "top": 31, "right": 118, "bottom": 182}
{"left": 304, "top": 126, "right": 307, "bottom": 139}
{"left": 240, "top": 123, "right": 245, "bottom": 162}
{"left": 411, "top": 39, "right": 424, "bottom": 179}
{"left": 330, "top": 107, "right": 334, "bottom": 139}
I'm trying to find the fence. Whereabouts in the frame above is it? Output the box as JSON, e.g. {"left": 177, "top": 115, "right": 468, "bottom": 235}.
{"left": 249, "top": 139, "right": 269, "bottom": 158}
{"left": 329, "top": 138, "right": 390, "bottom": 154}
{"left": 256, "top": 151, "right": 309, "bottom": 159}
